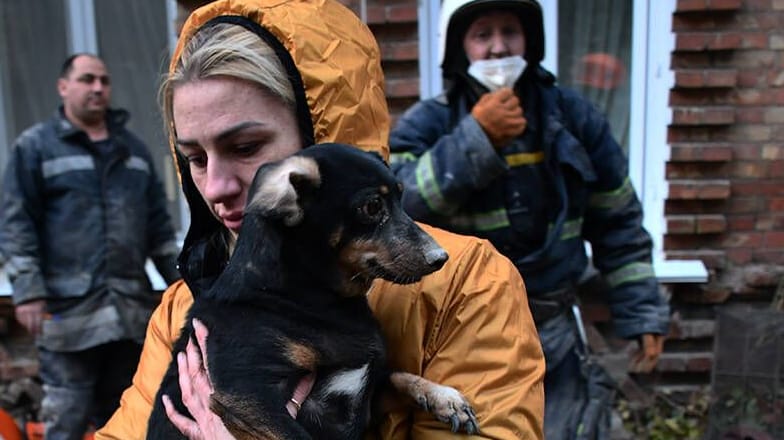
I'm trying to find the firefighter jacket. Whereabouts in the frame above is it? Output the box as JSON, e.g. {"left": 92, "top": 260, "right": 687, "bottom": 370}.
{"left": 389, "top": 68, "right": 670, "bottom": 341}
{"left": 0, "top": 107, "right": 180, "bottom": 351}
{"left": 96, "top": 0, "right": 545, "bottom": 439}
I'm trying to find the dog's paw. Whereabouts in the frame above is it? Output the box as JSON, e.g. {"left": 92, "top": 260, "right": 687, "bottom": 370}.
{"left": 414, "top": 383, "right": 479, "bottom": 434}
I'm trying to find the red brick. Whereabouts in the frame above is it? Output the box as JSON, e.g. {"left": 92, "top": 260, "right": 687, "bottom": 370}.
{"left": 737, "top": 32, "right": 769, "bottom": 49}
{"left": 735, "top": 107, "right": 764, "bottom": 123}
{"left": 727, "top": 124, "right": 772, "bottom": 142}
{"left": 737, "top": 71, "right": 765, "bottom": 88}
{"left": 729, "top": 161, "right": 768, "bottom": 178}
{"left": 709, "top": 0, "right": 743, "bottom": 9}
{"left": 656, "top": 352, "right": 713, "bottom": 373}
{"left": 734, "top": 144, "right": 762, "bottom": 160}
{"left": 756, "top": 214, "right": 784, "bottom": 230}
{"left": 762, "top": 145, "right": 784, "bottom": 160}
{"left": 667, "top": 215, "right": 696, "bottom": 234}
{"left": 728, "top": 215, "right": 756, "bottom": 231}
{"left": 768, "top": 198, "right": 784, "bottom": 212}
{"left": 714, "top": 33, "right": 744, "bottom": 50}
{"left": 378, "top": 41, "right": 418, "bottom": 60}
{"left": 667, "top": 161, "right": 730, "bottom": 179}
{"left": 752, "top": 249, "right": 784, "bottom": 264}
{"left": 384, "top": 78, "right": 418, "bottom": 98}
{"left": 676, "top": 0, "right": 708, "bottom": 11}
{"left": 763, "top": 231, "right": 784, "bottom": 247}
{"left": 666, "top": 249, "right": 727, "bottom": 268}
{"left": 669, "top": 318, "right": 716, "bottom": 339}
{"left": 732, "top": 88, "right": 771, "bottom": 106}
{"left": 365, "top": 4, "right": 417, "bottom": 24}
{"left": 672, "top": 107, "right": 735, "bottom": 125}
{"left": 727, "top": 195, "right": 763, "bottom": 211}
{"left": 675, "top": 70, "right": 706, "bottom": 88}
{"left": 722, "top": 231, "right": 764, "bottom": 248}
{"left": 726, "top": 248, "right": 754, "bottom": 264}
{"left": 733, "top": 181, "right": 784, "bottom": 196}
{"left": 675, "top": 69, "right": 738, "bottom": 88}
{"left": 676, "top": 33, "right": 712, "bottom": 51}
{"left": 696, "top": 214, "right": 727, "bottom": 233}
{"left": 386, "top": 4, "right": 417, "bottom": 22}
{"left": 676, "top": 0, "right": 742, "bottom": 11}
{"left": 686, "top": 353, "right": 714, "bottom": 372}
{"left": 670, "top": 143, "right": 733, "bottom": 161}
{"left": 733, "top": 51, "right": 776, "bottom": 69}
{"left": 668, "top": 179, "right": 731, "bottom": 200}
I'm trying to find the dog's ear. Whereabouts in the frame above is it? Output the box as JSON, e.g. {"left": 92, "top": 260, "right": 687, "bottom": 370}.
{"left": 249, "top": 156, "right": 321, "bottom": 226}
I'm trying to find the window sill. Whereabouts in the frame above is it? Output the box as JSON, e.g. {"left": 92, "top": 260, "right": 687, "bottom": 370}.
{"left": 654, "top": 259, "right": 708, "bottom": 284}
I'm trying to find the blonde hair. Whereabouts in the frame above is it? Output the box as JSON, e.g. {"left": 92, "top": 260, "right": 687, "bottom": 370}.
{"left": 161, "top": 23, "right": 296, "bottom": 140}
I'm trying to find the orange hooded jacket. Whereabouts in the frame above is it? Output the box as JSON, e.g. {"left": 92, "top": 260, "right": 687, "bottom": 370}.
{"left": 96, "top": 1, "right": 544, "bottom": 439}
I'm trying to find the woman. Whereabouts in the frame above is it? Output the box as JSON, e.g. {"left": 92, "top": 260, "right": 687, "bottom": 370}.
{"left": 95, "top": 1, "right": 545, "bottom": 439}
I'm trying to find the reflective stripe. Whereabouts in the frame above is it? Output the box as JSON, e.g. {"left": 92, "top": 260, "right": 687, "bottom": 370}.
{"left": 125, "top": 156, "right": 150, "bottom": 174}
{"left": 452, "top": 208, "right": 510, "bottom": 232}
{"left": 505, "top": 151, "right": 544, "bottom": 167}
{"left": 605, "top": 262, "right": 655, "bottom": 288}
{"left": 5, "top": 256, "right": 36, "bottom": 277}
{"left": 389, "top": 152, "right": 416, "bottom": 166}
{"left": 560, "top": 218, "right": 583, "bottom": 240}
{"left": 42, "top": 155, "right": 94, "bottom": 178}
{"left": 589, "top": 177, "right": 634, "bottom": 209}
{"left": 415, "top": 151, "right": 449, "bottom": 213}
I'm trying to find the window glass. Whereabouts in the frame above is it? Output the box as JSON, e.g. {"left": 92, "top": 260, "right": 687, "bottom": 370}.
{"left": 94, "top": 0, "right": 180, "bottom": 222}
{"left": 557, "top": 0, "right": 632, "bottom": 153}
{"left": 0, "top": 0, "right": 68, "bottom": 172}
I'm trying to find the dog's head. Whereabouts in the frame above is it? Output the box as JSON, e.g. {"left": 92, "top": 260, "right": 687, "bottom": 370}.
{"left": 242, "top": 143, "right": 448, "bottom": 297}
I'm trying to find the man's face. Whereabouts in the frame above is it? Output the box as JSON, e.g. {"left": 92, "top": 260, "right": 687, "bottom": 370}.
{"left": 57, "top": 55, "right": 111, "bottom": 125}
{"left": 462, "top": 11, "right": 526, "bottom": 63}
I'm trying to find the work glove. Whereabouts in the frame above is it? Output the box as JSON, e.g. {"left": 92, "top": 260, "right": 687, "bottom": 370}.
{"left": 471, "top": 87, "right": 527, "bottom": 149}
{"left": 629, "top": 333, "right": 665, "bottom": 373}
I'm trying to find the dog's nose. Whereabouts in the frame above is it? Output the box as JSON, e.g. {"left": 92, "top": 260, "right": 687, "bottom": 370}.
{"left": 425, "top": 247, "right": 449, "bottom": 269}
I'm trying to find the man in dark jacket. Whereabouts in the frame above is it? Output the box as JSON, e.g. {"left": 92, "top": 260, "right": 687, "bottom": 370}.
{"left": 389, "top": 1, "right": 669, "bottom": 439}
{"left": 0, "top": 53, "right": 180, "bottom": 440}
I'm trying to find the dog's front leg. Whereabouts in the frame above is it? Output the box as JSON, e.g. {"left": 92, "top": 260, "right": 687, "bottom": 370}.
{"left": 389, "top": 372, "right": 479, "bottom": 434}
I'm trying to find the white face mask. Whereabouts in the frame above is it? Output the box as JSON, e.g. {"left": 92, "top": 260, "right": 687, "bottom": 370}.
{"left": 467, "top": 56, "right": 527, "bottom": 91}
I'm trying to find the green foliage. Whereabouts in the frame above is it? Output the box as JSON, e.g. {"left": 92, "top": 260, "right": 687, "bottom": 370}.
{"left": 617, "top": 388, "right": 710, "bottom": 440}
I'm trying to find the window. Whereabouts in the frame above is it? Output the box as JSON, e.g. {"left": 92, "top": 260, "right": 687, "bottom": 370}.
{"left": 419, "top": 0, "right": 707, "bottom": 281}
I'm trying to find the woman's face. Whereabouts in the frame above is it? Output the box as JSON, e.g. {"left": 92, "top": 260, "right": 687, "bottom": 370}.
{"left": 173, "top": 77, "right": 303, "bottom": 235}
{"left": 462, "top": 10, "right": 526, "bottom": 63}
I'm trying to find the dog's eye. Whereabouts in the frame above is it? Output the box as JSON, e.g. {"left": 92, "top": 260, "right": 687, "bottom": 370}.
{"left": 359, "top": 196, "right": 385, "bottom": 221}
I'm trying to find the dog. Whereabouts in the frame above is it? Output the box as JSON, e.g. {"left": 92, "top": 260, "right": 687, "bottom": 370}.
{"left": 147, "top": 143, "right": 479, "bottom": 439}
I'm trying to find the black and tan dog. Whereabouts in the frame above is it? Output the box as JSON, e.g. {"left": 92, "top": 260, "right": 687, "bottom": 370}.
{"left": 147, "top": 143, "right": 479, "bottom": 439}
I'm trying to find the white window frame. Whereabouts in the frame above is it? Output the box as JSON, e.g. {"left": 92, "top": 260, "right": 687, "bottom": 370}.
{"left": 419, "top": 0, "right": 707, "bottom": 283}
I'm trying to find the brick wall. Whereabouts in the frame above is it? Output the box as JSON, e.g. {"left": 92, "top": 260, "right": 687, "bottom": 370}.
{"left": 641, "top": 0, "right": 784, "bottom": 394}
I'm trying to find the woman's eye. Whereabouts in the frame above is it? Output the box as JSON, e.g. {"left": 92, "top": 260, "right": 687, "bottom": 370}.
{"left": 187, "top": 154, "right": 206, "bottom": 168}
{"left": 234, "top": 143, "right": 261, "bottom": 157}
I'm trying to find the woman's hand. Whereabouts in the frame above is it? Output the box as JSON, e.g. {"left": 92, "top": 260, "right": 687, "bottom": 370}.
{"left": 162, "top": 318, "right": 235, "bottom": 440}
{"left": 162, "top": 318, "right": 316, "bottom": 439}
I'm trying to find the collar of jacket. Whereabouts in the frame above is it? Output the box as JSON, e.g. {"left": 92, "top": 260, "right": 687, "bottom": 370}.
{"left": 53, "top": 106, "right": 130, "bottom": 141}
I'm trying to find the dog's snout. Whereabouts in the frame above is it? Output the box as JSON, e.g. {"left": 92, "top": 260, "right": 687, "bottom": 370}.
{"left": 425, "top": 246, "right": 448, "bottom": 270}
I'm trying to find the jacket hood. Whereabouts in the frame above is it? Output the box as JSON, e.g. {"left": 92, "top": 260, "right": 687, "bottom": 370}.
{"left": 170, "top": 0, "right": 390, "bottom": 286}
{"left": 439, "top": 0, "right": 544, "bottom": 78}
